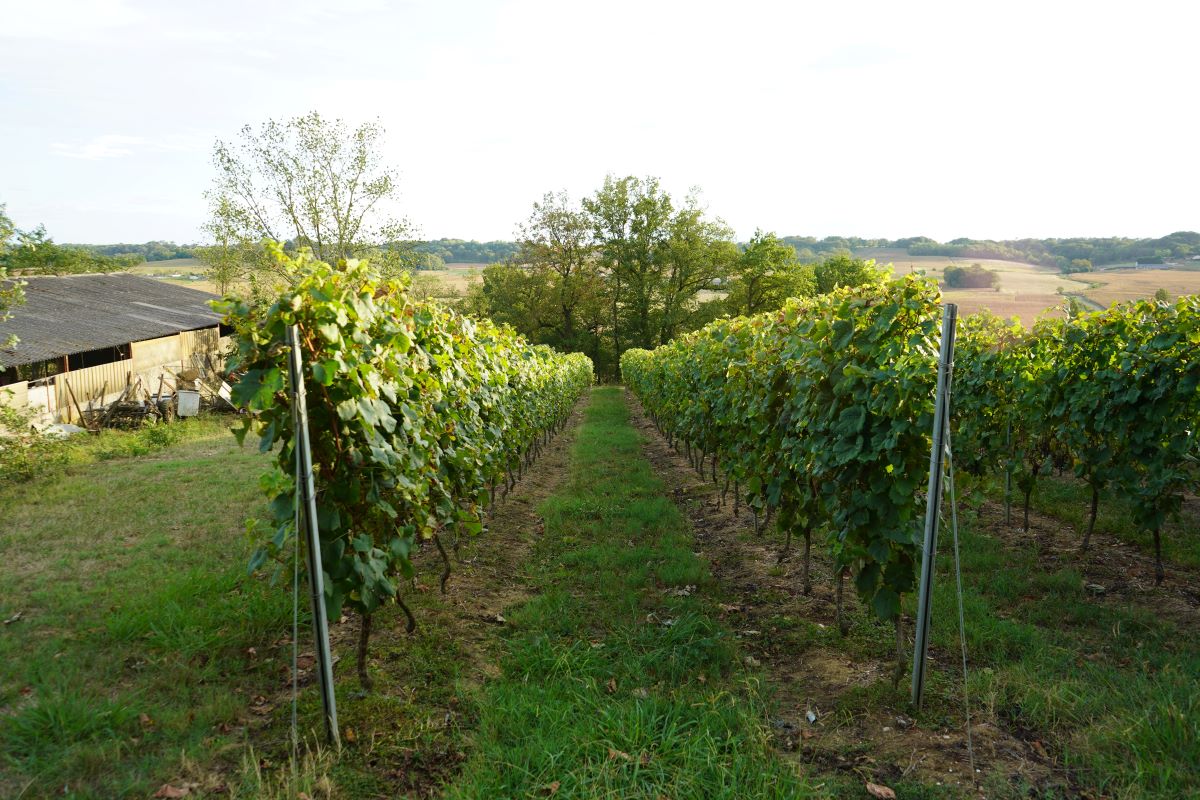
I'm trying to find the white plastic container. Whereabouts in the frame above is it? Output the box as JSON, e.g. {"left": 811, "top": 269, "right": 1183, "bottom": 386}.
{"left": 176, "top": 390, "right": 201, "bottom": 417}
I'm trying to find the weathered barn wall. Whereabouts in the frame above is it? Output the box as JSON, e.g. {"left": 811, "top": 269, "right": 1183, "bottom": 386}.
{"left": 132, "top": 335, "right": 183, "bottom": 374}
{"left": 181, "top": 328, "right": 221, "bottom": 372}
{"left": 56, "top": 360, "right": 136, "bottom": 423}
{"left": 1, "top": 380, "right": 29, "bottom": 409}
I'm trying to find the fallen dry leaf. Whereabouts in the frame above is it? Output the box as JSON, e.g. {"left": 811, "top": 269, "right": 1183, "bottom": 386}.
{"left": 139, "top": 713, "right": 155, "bottom": 727}
{"left": 865, "top": 782, "right": 896, "bottom": 800}
{"left": 3, "top": 611, "right": 22, "bottom": 625}
{"left": 605, "top": 678, "right": 617, "bottom": 694}
{"left": 607, "top": 748, "right": 632, "bottom": 762}
{"left": 152, "top": 785, "right": 190, "bottom": 798}
{"left": 540, "top": 781, "right": 561, "bottom": 796}
{"left": 344, "top": 726, "right": 357, "bottom": 743}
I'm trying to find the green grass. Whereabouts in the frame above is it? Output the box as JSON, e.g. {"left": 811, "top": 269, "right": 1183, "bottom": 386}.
{"left": 3, "top": 392, "right": 1195, "bottom": 799}
{"left": 444, "top": 387, "right": 823, "bottom": 798}
{"left": 0, "top": 421, "right": 290, "bottom": 799}
{"left": 1, "top": 413, "right": 236, "bottom": 485}
{"left": 909, "top": 493, "right": 1200, "bottom": 799}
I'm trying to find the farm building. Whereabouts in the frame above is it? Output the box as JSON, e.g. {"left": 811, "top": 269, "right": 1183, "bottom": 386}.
{"left": 0, "top": 274, "right": 230, "bottom": 423}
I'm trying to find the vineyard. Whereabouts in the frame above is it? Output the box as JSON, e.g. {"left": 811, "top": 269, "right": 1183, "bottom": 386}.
{"left": 3, "top": 258, "right": 1199, "bottom": 799}
{"left": 623, "top": 278, "right": 1198, "bottom": 621}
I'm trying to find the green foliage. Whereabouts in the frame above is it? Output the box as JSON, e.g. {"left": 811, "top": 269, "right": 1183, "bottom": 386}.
{"left": 203, "top": 112, "right": 416, "bottom": 288}
{"left": 623, "top": 274, "right": 942, "bottom": 622}
{"left": 218, "top": 245, "right": 592, "bottom": 621}
{"left": 0, "top": 394, "right": 71, "bottom": 482}
{"left": 906, "top": 231, "right": 1198, "bottom": 268}
{"left": 64, "top": 241, "right": 192, "bottom": 262}
{"left": 0, "top": 210, "right": 135, "bottom": 276}
{"left": 954, "top": 297, "right": 1200, "bottom": 571}
{"left": 723, "top": 230, "right": 813, "bottom": 317}
{"left": 470, "top": 177, "right": 737, "bottom": 378}
{"left": 943, "top": 263, "right": 1000, "bottom": 288}
{"left": 412, "top": 238, "right": 519, "bottom": 264}
{"left": 811, "top": 252, "right": 888, "bottom": 295}
{"left": 0, "top": 204, "right": 25, "bottom": 346}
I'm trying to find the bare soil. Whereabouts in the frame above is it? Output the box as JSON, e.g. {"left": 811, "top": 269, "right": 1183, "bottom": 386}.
{"left": 964, "top": 492, "right": 1200, "bottom": 635}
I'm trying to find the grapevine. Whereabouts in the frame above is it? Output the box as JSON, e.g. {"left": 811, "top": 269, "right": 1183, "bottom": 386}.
{"left": 217, "top": 245, "right": 592, "bottom": 687}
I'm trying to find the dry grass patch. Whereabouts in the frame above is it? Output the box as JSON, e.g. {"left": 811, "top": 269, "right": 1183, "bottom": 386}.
{"left": 1082, "top": 268, "right": 1200, "bottom": 307}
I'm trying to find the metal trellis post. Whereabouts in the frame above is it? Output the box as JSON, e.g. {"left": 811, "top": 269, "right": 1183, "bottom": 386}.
{"left": 911, "top": 304, "right": 958, "bottom": 708}
{"left": 287, "top": 325, "right": 340, "bottom": 747}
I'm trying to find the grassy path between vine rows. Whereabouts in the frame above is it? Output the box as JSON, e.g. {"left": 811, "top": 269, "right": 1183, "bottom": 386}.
{"left": 440, "top": 386, "right": 824, "bottom": 798}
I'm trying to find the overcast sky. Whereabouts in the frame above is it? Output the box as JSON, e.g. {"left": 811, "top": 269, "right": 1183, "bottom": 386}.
{"left": 1, "top": 0, "right": 1196, "bottom": 245}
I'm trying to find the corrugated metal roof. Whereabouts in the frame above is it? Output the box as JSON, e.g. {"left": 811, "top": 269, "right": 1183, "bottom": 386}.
{"left": 0, "top": 274, "right": 222, "bottom": 368}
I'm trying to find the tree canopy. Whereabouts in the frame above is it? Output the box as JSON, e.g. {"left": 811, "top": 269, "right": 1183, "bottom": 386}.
{"left": 202, "top": 112, "right": 414, "bottom": 289}
{"left": 462, "top": 177, "right": 885, "bottom": 378}
{"left": 0, "top": 205, "right": 137, "bottom": 277}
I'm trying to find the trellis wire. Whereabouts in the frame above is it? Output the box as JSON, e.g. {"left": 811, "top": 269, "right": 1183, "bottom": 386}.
{"left": 945, "top": 423, "right": 977, "bottom": 779}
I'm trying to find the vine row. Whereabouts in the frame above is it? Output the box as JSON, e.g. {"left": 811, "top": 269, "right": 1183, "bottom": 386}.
{"left": 219, "top": 246, "right": 593, "bottom": 687}
{"left": 622, "top": 274, "right": 943, "bottom": 681}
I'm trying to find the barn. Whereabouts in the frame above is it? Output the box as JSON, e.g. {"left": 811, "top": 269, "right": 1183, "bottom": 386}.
{"left": 0, "top": 274, "right": 230, "bottom": 423}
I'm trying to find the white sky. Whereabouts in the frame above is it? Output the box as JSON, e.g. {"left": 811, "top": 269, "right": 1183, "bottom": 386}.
{"left": 1, "top": 0, "right": 1197, "bottom": 244}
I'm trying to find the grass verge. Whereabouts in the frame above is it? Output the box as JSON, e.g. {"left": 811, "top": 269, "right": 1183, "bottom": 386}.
{"left": 444, "top": 387, "right": 822, "bottom": 798}
{"left": 0, "top": 421, "right": 290, "bottom": 798}
{"left": 921, "top": 506, "right": 1199, "bottom": 798}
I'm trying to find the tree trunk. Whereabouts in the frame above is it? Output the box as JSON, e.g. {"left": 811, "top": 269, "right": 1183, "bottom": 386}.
{"left": 1023, "top": 487, "right": 1033, "bottom": 533}
{"left": 836, "top": 569, "right": 850, "bottom": 636}
{"left": 892, "top": 616, "right": 906, "bottom": 688}
{"left": 802, "top": 529, "right": 812, "bottom": 595}
{"left": 357, "top": 612, "right": 374, "bottom": 691}
{"left": 1153, "top": 527, "right": 1164, "bottom": 586}
{"left": 433, "top": 533, "right": 451, "bottom": 593}
{"left": 1081, "top": 484, "right": 1100, "bottom": 553}
{"left": 396, "top": 591, "right": 417, "bottom": 634}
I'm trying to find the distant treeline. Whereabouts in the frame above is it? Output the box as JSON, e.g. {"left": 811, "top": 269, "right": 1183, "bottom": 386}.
{"left": 67, "top": 241, "right": 196, "bottom": 262}
{"left": 411, "top": 238, "right": 520, "bottom": 266}
{"left": 52, "top": 231, "right": 1200, "bottom": 275}
{"left": 895, "top": 232, "right": 1200, "bottom": 270}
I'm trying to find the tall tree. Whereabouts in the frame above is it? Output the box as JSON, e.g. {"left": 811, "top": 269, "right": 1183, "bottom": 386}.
{"left": 517, "top": 191, "right": 601, "bottom": 352}
{"left": 204, "top": 112, "right": 413, "bottom": 285}
{"left": 657, "top": 195, "right": 738, "bottom": 343}
{"left": 724, "top": 230, "right": 814, "bottom": 317}
{"left": 813, "top": 252, "right": 887, "bottom": 295}
{"left": 583, "top": 175, "right": 675, "bottom": 351}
